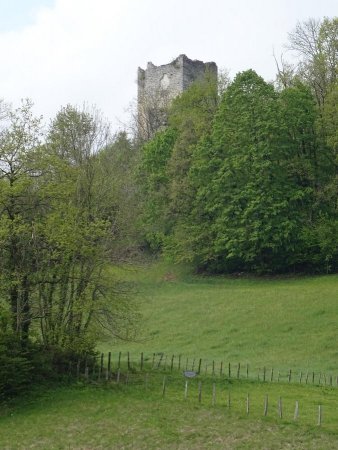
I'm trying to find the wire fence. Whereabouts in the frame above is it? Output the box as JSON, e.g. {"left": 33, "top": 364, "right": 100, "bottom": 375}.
{"left": 72, "top": 351, "right": 338, "bottom": 389}
{"left": 76, "top": 368, "right": 335, "bottom": 428}
{"left": 65, "top": 351, "right": 338, "bottom": 429}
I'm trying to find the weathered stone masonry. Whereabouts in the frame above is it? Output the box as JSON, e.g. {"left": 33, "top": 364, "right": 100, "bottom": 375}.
{"left": 137, "top": 54, "right": 217, "bottom": 139}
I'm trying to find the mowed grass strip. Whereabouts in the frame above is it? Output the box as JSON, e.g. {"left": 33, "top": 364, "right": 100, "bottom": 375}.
{"left": 101, "top": 261, "right": 338, "bottom": 374}
{"left": 1, "top": 379, "right": 338, "bottom": 450}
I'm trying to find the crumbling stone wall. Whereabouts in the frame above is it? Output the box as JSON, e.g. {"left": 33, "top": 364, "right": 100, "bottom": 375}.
{"left": 137, "top": 54, "right": 217, "bottom": 140}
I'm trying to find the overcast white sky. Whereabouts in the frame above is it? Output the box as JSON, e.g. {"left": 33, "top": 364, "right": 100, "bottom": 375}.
{"left": 0, "top": 0, "right": 336, "bottom": 131}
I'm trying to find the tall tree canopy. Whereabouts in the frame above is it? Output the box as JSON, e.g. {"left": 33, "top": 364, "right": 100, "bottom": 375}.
{"left": 139, "top": 65, "right": 338, "bottom": 273}
{"left": 0, "top": 102, "right": 136, "bottom": 356}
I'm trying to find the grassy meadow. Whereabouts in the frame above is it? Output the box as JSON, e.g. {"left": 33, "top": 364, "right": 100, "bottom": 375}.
{"left": 1, "top": 376, "right": 338, "bottom": 449}
{"left": 0, "top": 376, "right": 338, "bottom": 450}
{"left": 102, "top": 261, "right": 338, "bottom": 374}
{"left": 2, "top": 260, "right": 338, "bottom": 449}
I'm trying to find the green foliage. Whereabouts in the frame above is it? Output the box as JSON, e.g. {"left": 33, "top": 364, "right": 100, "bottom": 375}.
{"left": 94, "top": 132, "right": 144, "bottom": 258}
{"left": 140, "top": 68, "right": 338, "bottom": 273}
{"left": 184, "top": 72, "right": 318, "bottom": 272}
{"left": 138, "top": 128, "right": 177, "bottom": 250}
{"left": 323, "top": 83, "right": 338, "bottom": 153}
{"left": 0, "top": 331, "right": 33, "bottom": 399}
{"left": 322, "top": 83, "right": 338, "bottom": 207}
{"left": 0, "top": 102, "right": 136, "bottom": 397}
{"left": 288, "top": 17, "right": 338, "bottom": 107}
{"left": 166, "top": 74, "right": 218, "bottom": 246}
{"left": 139, "top": 75, "right": 218, "bottom": 255}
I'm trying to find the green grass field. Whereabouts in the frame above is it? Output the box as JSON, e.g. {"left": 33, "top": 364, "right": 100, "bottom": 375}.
{"left": 102, "top": 261, "right": 338, "bottom": 374}
{"left": 2, "top": 260, "right": 338, "bottom": 449}
{"left": 1, "top": 375, "right": 338, "bottom": 449}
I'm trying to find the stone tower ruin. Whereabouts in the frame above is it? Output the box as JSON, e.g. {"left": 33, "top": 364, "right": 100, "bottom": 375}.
{"left": 137, "top": 54, "right": 217, "bottom": 140}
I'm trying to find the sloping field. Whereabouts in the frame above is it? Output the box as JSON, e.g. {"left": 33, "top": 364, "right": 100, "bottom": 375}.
{"left": 2, "top": 262, "right": 338, "bottom": 449}
{"left": 102, "top": 262, "right": 338, "bottom": 374}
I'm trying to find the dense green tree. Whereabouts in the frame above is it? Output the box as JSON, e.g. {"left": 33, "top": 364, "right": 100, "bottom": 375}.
{"left": 167, "top": 74, "right": 218, "bottom": 214}
{"left": 0, "top": 100, "right": 43, "bottom": 342}
{"left": 185, "top": 72, "right": 326, "bottom": 272}
{"left": 311, "top": 83, "right": 338, "bottom": 271}
{"left": 139, "top": 75, "right": 218, "bottom": 254}
{"left": 138, "top": 128, "right": 177, "bottom": 250}
{"left": 322, "top": 82, "right": 338, "bottom": 161}
{"left": 0, "top": 102, "right": 137, "bottom": 357}
{"left": 96, "top": 132, "right": 141, "bottom": 257}
{"left": 139, "top": 67, "right": 338, "bottom": 273}
{"left": 39, "top": 106, "right": 138, "bottom": 349}
{"left": 165, "top": 74, "right": 218, "bottom": 256}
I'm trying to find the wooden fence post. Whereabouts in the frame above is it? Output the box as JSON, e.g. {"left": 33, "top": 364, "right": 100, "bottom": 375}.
{"left": 294, "top": 401, "right": 299, "bottom": 420}
{"left": 212, "top": 360, "right": 215, "bottom": 376}
{"left": 178, "top": 354, "right": 181, "bottom": 370}
{"left": 318, "top": 405, "right": 322, "bottom": 426}
{"left": 263, "top": 367, "right": 266, "bottom": 382}
{"left": 278, "top": 397, "right": 283, "bottom": 419}
{"left": 237, "top": 363, "right": 240, "bottom": 379}
{"left": 198, "top": 382, "right": 202, "bottom": 403}
{"left": 107, "top": 352, "right": 111, "bottom": 379}
{"left": 127, "top": 352, "right": 130, "bottom": 371}
{"left": 246, "top": 364, "right": 249, "bottom": 379}
{"left": 220, "top": 361, "right": 223, "bottom": 377}
{"left": 264, "top": 394, "right": 268, "bottom": 416}
{"left": 118, "top": 352, "right": 121, "bottom": 370}
{"left": 140, "top": 352, "right": 144, "bottom": 371}
{"left": 198, "top": 358, "right": 202, "bottom": 374}
{"left": 228, "top": 391, "right": 231, "bottom": 408}
{"left": 157, "top": 353, "right": 164, "bottom": 369}
{"left": 228, "top": 362, "right": 231, "bottom": 378}
{"left": 170, "top": 355, "right": 174, "bottom": 372}
{"left": 270, "top": 368, "right": 274, "bottom": 382}
{"left": 162, "top": 376, "right": 166, "bottom": 398}
{"left": 288, "top": 369, "right": 292, "bottom": 383}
